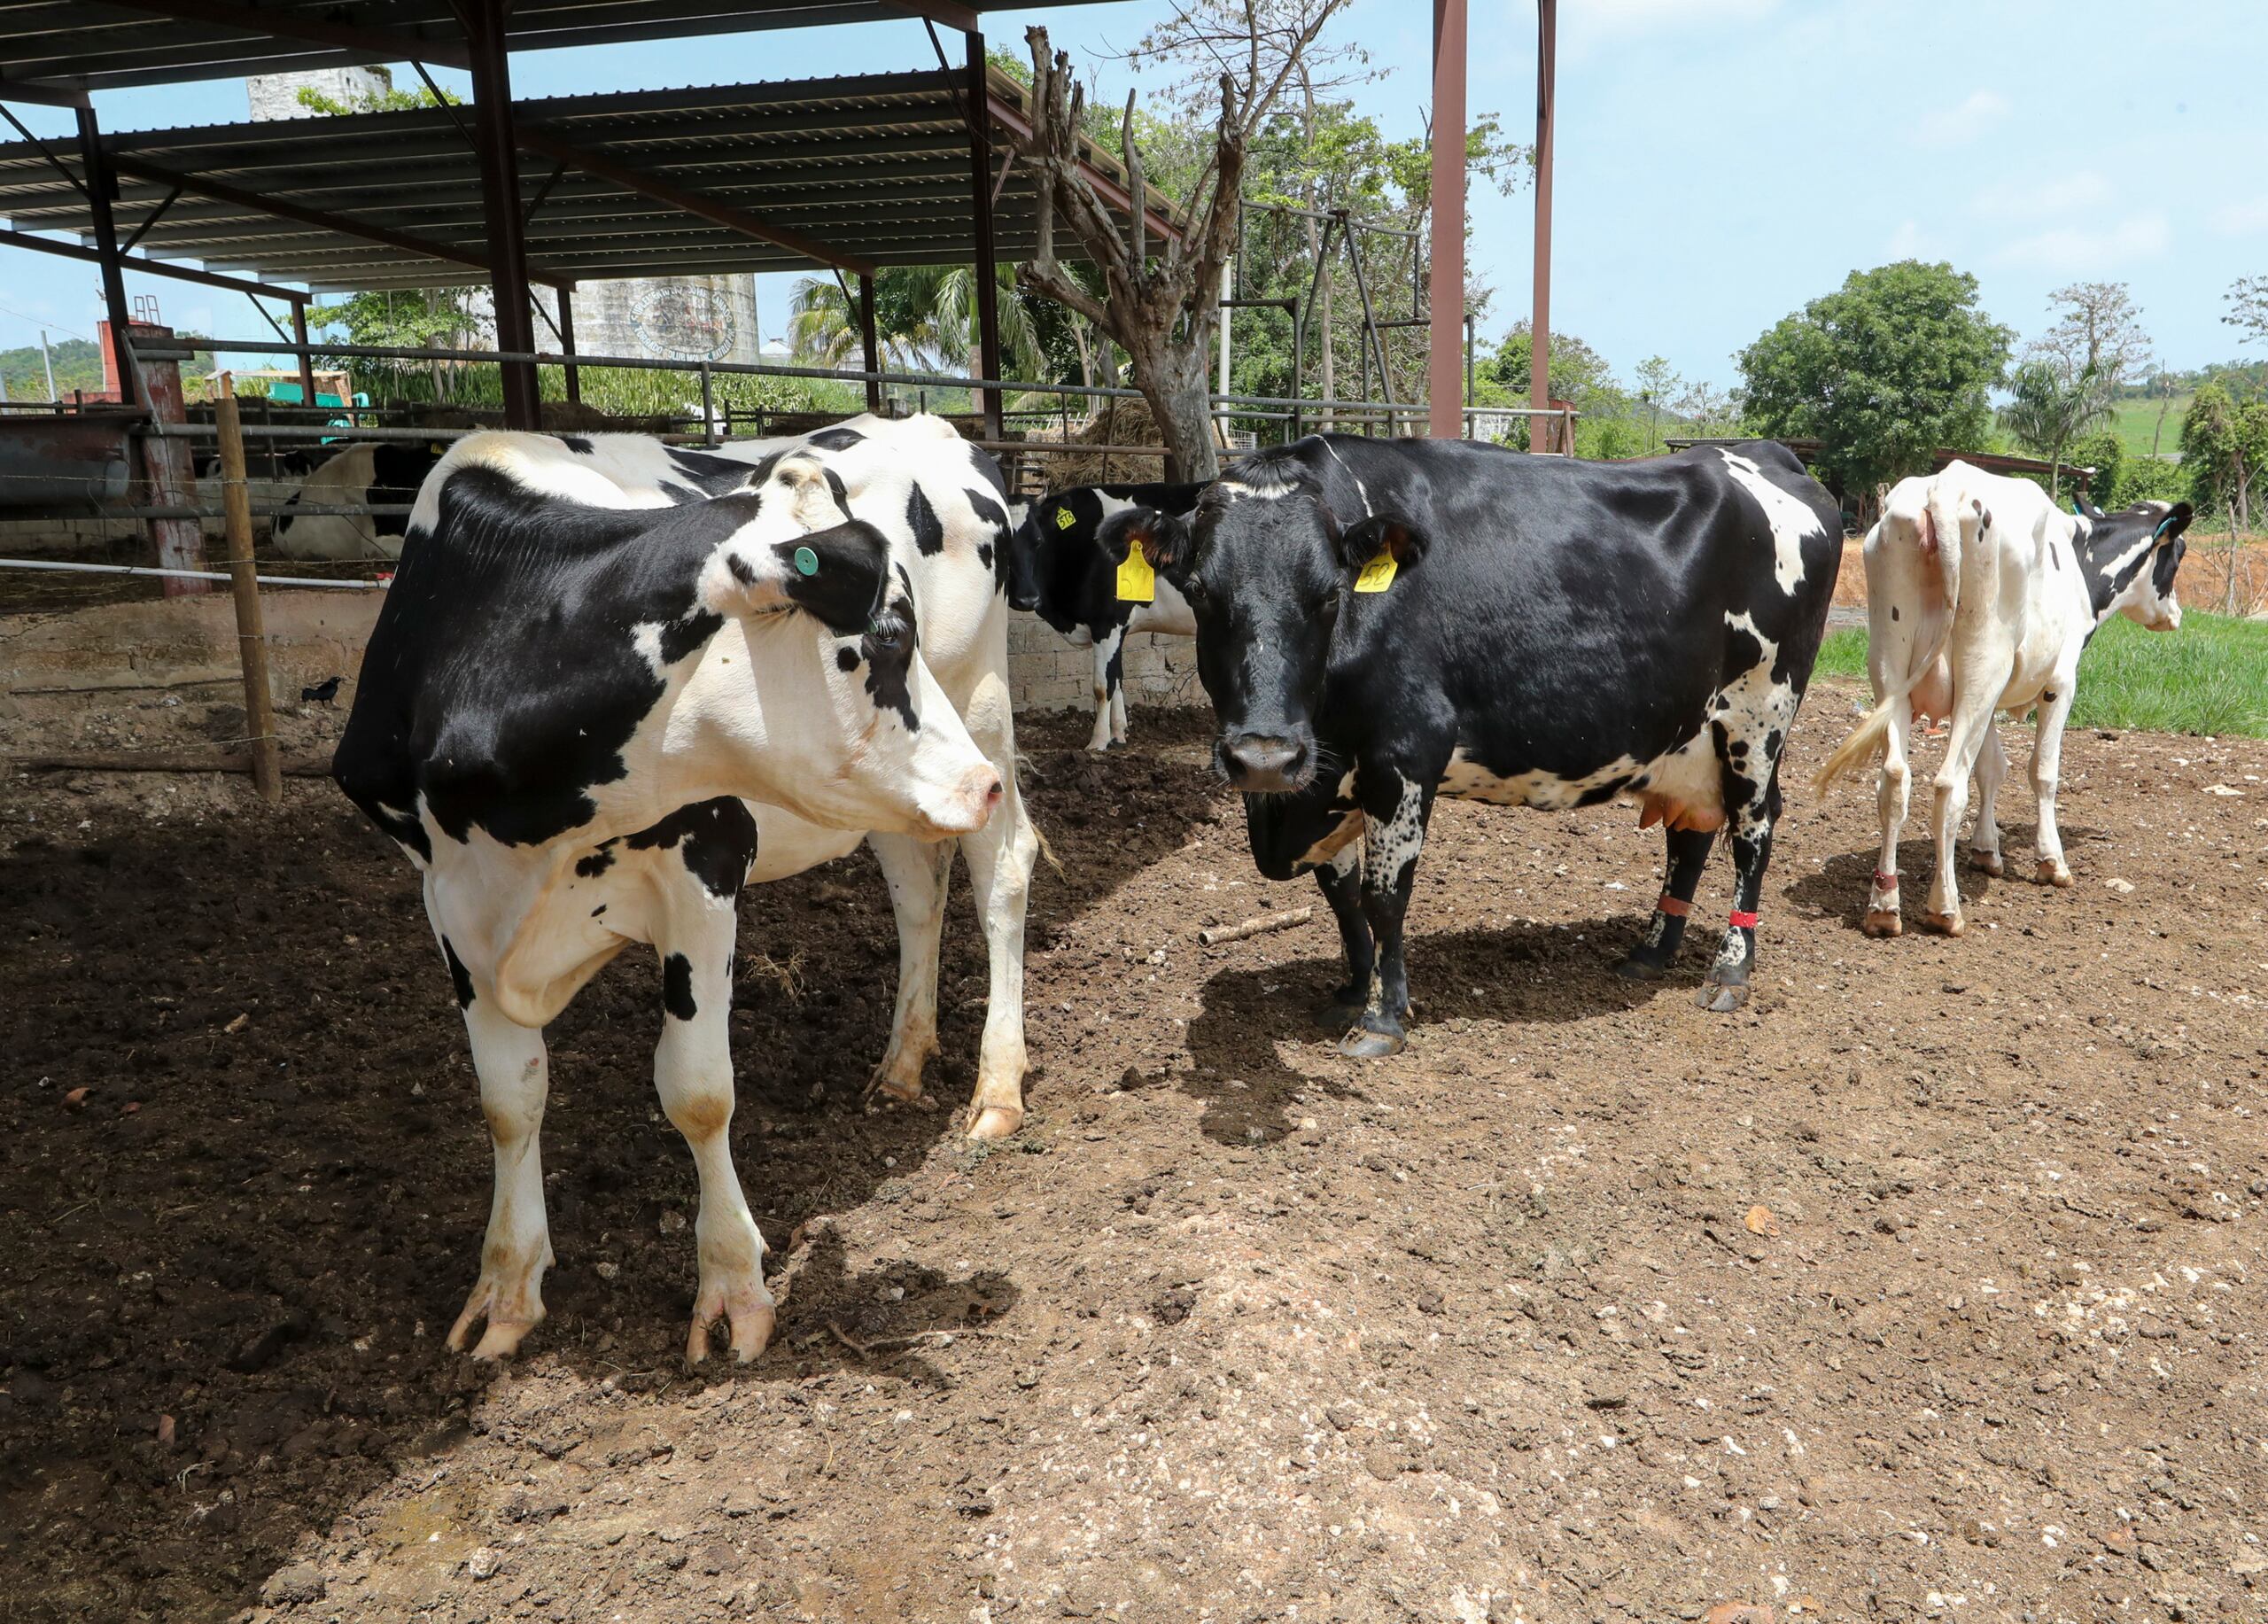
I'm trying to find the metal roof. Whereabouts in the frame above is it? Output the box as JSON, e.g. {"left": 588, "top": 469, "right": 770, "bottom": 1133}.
{"left": 0, "top": 1, "right": 1112, "bottom": 99}
{"left": 0, "top": 66, "right": 1185, "bottom": 290}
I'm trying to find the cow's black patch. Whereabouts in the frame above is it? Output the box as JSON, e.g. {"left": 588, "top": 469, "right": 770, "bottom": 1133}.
{"left": 591, "top": 903, "right": 607, "bottom": 917}
{"left": 836, "top": 646, "right": 860, "bottom": 672}
{"left": 667, "top": 447, "right": 766, "bottom": 494}
{"left": 821, "top": 466, "right": 851, "bottom": 516}
{"left": 1890, "top": 605, "right": 1900, "bottom": 621}
{"left": 369, "top": 441, "right": 449, "bottom": 540}
{"left": 576, "top": 839, "right": 618, "bottom": 878}
{"left": 905, "top": 481, "right": 945, "bottom": 555}
{"left": 335, "top": 472, "right": 883, "bottom": 852}
{"left": 557, "top": 434, "right": 594, "bottom": 455}
{"left": 807, "top": 426, "right": 866, "bottom": 451}
{"left": 625, "top": 797, "right": 757, "bottom": 899}
{"left": 441, "top": 936, "right": 475, "bottom": 1008}
{"left": 659, "top": 480, "right": 707, "bottom": 506}
{"left": 862, "top": 570, "right": 921, "bottom": 731}
{"left": 661, "top": 952, "right": 697, "bottom": 1020}
{"left": 773, "top": 519, "right": 894, "bottom": 633}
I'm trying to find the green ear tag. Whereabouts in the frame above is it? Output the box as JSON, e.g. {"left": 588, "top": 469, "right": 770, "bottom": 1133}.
{"left": 1054, "top": 505, "right": 1076, "bottom": 530}
{"left": 1353, "top": 551, "right": 1397, "bottom": 593}
{"left": 793, "top": 546, "right": 819, "bottom": 578}
{"left": 1115, "top": 548, "right": 1155, "bottom": 603}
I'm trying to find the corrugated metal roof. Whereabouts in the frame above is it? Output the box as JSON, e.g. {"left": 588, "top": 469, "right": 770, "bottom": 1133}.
{"left": 0, "top": 66, "right": 1184, "bottom": 290}
{"left": 0, "top": 1, "right": 1109, "bottom": 97}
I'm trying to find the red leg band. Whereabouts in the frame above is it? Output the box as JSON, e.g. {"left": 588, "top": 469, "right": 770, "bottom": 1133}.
{"left": 1728, "top": 910, "right": 1759, "bottom": 929}
{"left": 1656, "top": 893, "right": 1690, "bottom": 918}
{"left": 1873, "top": 870, "right": 1899, "bottom": 890}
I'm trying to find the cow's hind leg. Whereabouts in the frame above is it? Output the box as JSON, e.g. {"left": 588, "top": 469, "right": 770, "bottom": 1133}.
{"left": 866, "top": 833, "right": 955, "bottom": 1104}
{"left": 1340, "top": 774, "right": 1430, "bottom": 1059}
{"left": 1863, "top": 703, "right": 1915, "bottom": 936}
{"left": 2030, "top": 680, "right": 2078, "bottom": 887}
{"left": 652, "top": 892, "right": 774, "bottom": 1364}
{"left": 948, "top": 671, "right": 1038, "bottom": 1143}
{"left": 1312, "top": 838, "right": 1373, "bottom": 1028}
{"left": 1923, "top": 656, "right": 2010, "bottom": 935}
{"left": 1968, "top": 723, "right": 2008, "bottom": 877}
{"left": 448, "top": 984, "right": 555, "bottom": 1360}
{"left": 1616, "top": 825, "right": 1714, "bottom": 980}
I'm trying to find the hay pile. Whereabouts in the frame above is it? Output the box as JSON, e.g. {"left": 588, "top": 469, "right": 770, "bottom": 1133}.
{"left": 1018, "top": 395, "right": 1169, "bottom": 486}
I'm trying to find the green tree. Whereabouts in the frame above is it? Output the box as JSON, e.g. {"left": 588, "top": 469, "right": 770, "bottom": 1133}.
{"left": 784, "top": 265, "right": 1045, "bottom": 385}
{"left": 1488, "top": 324, "right": 1621, "bottom": 416}
{"left": 2226, "top": 275, "right": 2268, "bottom": 352}
{"left": 2180, "top": 381, "right": 2268, "bottom": 532}
{"left": 1999, "top": 357, "right": 2111, "bottom": 501}
{"left": 1736, "top": 260, "right": 2012, "bottom": 497}
{"left": 1632, "top": 354, "right": 1682, "bottom": 454}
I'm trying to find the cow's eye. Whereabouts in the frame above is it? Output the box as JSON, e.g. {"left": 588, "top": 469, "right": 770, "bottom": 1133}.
{"left": 866, "top": 621, "right": 905, "bottom": 655}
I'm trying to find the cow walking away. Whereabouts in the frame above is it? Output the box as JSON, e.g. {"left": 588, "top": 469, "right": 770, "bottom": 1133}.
{"left": 1008, "top": 481, "right": 1205, "bottom": 751}
{"left": 1815, "top": 465, "right": 2192, "bottom": 936}
{"left": 1102, "top": 435, "right": 1842, "bottom": 1053}
{"left": 335, "top": 432, "right": 1001, "bottom": 1363}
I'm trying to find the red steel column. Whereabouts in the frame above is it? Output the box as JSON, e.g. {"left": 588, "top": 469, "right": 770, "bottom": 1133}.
{"left": 1528, "top": 0, "right": 1557, "bottom": 452}
{"left": 1428, "top": 0, "right": 1467, "bottom": 439}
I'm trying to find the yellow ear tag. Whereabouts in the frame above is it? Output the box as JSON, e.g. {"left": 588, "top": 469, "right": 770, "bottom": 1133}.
{"left": 1115, "top": 548, "right": 1156, "bottom": 603}
{"left": 1053, "top": 505, "right": 1076, "bottom": 530}
{"left": 1353, "top": 551, "right": 1398, "bottom": 593}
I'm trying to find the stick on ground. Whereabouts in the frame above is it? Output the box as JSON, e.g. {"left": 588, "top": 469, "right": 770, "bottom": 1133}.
{"left": 1198, "top": 905, "right": 1314, "bottom": 946}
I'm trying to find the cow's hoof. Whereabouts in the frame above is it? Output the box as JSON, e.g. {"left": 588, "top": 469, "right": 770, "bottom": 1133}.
{"left": 1614, "top": 953, "right": 1666, "bottom": 982}
{"left": 864, "top": 1053, "right": 929, "bottom": 1106}
{"left": 2038, "top": 860, "right": 2073, "bottom": 889}
{"left": 967, "top": 1103, "right": 1023, "bottom": 1141}
{"left": 447, "top": 1283, "right": 544, "bottom": 1362}
{"left": 1921, "top": 909, "right": 1966, "bottom": 936}
{"left": 1337, "top": 1028, "right": 1405, "bottom": 1059}
{"left": 1860, "top": 909, "right": 1902, "bottom": 938}
{"left": 687, "top": 1280, "right": 776, "bottom": 1364}
{"left": 1696, "top": 978, "right": 1750, "bottom": 1014}
{"left": 1969, "top": 849, "right": 2004, "bottom": 876}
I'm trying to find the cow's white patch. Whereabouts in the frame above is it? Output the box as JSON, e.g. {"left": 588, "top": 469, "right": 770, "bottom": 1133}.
{"left": 1364, "top": 772, "right": 1425, "bottom": 890}
{"left": 1717, "top": 449, "right": 1825, "bottom": 594}
{"left": 1320, "top": 439, "right": 1374, "bottom": 517}
{"left": 1220, "top": 459, "right": 1303, "bottom": 499}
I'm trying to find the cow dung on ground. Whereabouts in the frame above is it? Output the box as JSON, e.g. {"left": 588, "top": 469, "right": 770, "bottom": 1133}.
{"left": 1, "top": 696, "right": 2264, "bottom": 1623}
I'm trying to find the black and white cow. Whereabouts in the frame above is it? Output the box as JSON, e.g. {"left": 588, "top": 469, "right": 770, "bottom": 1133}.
{"left": 1010, "top": 481, "right": 1206, "bottom": 750}
{"left": 1100, "top": 434, "right": 1842, "bottom": 1053}
{"left": 272, "top": 440, "right": 448, "bottom": 559}
{"left": 507, "top": 416, "right": 1042, "bottom": 1141}
{"left": 335, "top": 431, "right": 1002, "bottom": 1364}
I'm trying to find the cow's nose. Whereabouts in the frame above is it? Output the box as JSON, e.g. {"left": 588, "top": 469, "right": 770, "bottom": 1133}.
{"left": 983, "top": 775, "right": 1006, "bottom": 810}
{"left": 1008, "top": 587, "right": 1040, "bottom": 613}
{"left": 1220, "top": 732, "right": 1309, "bottom": 791}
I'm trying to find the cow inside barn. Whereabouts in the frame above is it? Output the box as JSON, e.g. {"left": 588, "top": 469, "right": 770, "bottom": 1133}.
{"left": 1100, "top": 434, "right": 1842, "bottom": 1053}
{"left": 1815, "top": 464, "right": 2193, "bottom": 936}
{"left": 1012, "top": 481, "right": 1206, "bottom": 750}
{"left": 335, "top": 431, "right": 1001, "bottom": 1362}
{"left": 272, "top": 440, "right": 448, "bottom": 559}
{"left": 485, "top": 416, "right": 1042, "bottom": 1140}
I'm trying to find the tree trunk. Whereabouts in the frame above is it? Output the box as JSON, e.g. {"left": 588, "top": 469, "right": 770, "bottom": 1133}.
{"left": 1302, "top": 82, "right": 1333, "bottom": 433}
{"left": 1128, "top": 337, "right": 1220, "bottom": 483}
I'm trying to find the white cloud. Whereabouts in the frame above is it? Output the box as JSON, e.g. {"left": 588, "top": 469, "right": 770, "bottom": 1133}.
{"left": 1913, "top": 89, "right": 2011, "bottom": 149}
{"left": 1991, "top": 213, "right": 2171, "bottom": 273}
{"left": 2211, "top": 198, "right": 2268, "bottom": 237}
{"left": 1886, "top": 218, "right": 1938, "bottom": 259}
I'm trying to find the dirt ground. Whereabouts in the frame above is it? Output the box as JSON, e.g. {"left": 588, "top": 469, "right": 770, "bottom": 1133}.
{"left": 4, "top": 693, "right": 2265, "bottom": 1624}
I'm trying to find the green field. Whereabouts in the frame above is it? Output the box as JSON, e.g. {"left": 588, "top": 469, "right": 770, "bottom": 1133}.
{"left": 1814, "top": 610, "right": 2268, "bottom": 739}
{"left": 2109, "top": 393, "right": 2189, "bottom": 459}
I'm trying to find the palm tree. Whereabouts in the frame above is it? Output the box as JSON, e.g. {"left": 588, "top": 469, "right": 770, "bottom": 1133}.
{"left": 787, "top": 265, "right": 1047, "bottom": 385}
{"left": 2000, "top": 358, "right": 2112, "bottom": 501}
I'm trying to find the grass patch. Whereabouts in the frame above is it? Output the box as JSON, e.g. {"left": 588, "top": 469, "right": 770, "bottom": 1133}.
{"left": 1810, "top": 610, "right": 2268, "bottom": 739}
{"left": 2110, "top": 393, "right": 2188, "bottom": 459}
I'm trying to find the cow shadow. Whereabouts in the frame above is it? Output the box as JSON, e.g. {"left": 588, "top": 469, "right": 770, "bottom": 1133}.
{"left": 1786, "top": 821, "right": 2112, "bottom": 931}
{"left": 1168, "top": 912, "right": 1677, "bottom": 1146}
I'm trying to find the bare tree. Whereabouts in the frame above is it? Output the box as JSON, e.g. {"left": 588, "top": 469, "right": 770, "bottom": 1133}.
{"left": 2035, "top": 281, "right": 2154, "bottom": 391}
{"left": 1014, "top": 1, "right": 1355, "bottom": 479}
{"left": 2230, "top": 275, "right": 2268, "bottom": 350}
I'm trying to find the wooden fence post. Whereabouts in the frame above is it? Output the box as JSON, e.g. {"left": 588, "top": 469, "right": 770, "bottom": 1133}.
{"left": 215, "top": 374, "right": 282, "bottom": 805}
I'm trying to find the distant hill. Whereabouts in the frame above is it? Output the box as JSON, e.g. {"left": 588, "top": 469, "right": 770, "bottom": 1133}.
{"left": 0, "top": 336, "right": 104, "bottom": 402}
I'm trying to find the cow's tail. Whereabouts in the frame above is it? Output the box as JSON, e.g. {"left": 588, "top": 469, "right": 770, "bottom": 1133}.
{"left": 1814, "top": 477, "right": 1969, "bottom": 791}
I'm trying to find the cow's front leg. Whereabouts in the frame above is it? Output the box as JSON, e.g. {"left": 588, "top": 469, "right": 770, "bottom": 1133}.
{"left": 1086, "top": 624, "right": 1125, "bottom": 752}
{"left": 2030, "top": 680, "right": 2078, "bottom": 887}
{"left": 1340, "top": 774, "right": 1429, "bottom": 1059}
{"left": 1968, "top": 723, "right": 2008, "bottom": 877}
{"left": 1617, "top": 825, "right": 1714, "bottom": 980}
{"left": 448, "top": 984, "right": 555, "bottom": 1360}
{"left": 957, "top": 765, "right": 1037, "bottom": 1141}
{"left": 1311, "top": 837, "right": 1373, "bottom": 1028}
{"left": 866, "top": 833, "right": 955, "bottom": 1104}
{"left": 653, "top": 900, "right": 773, "bottom": 1364}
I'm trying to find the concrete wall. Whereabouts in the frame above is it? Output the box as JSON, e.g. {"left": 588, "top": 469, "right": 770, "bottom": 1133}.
{"left": 1005, "top": 611, "right": 1197, "bottom": 718}
{"left": 247, "top": 66, "right": 394, "bottom": 120}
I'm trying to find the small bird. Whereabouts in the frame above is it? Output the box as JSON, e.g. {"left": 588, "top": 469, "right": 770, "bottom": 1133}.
{"left": 301, "top": 675, "right": 345, "bottom": 707}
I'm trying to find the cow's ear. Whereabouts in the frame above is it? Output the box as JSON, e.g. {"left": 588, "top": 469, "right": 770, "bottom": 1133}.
{"left": 707, "top": 517, "right": 889, "bottom": 633}
{"left": 1336, "top": 514, "right": 1428, "bottom": 577}
{"left": 2156, "top": 501, "right": 2194, "bottom": 540}
{"left": 1097, "top": 506, "right": 1192, "bottom": 574}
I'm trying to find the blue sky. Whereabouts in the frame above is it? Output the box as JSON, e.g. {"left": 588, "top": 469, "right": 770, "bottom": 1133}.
{"left": 3, "top": 0, "right": 2263, "bottom": 390}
